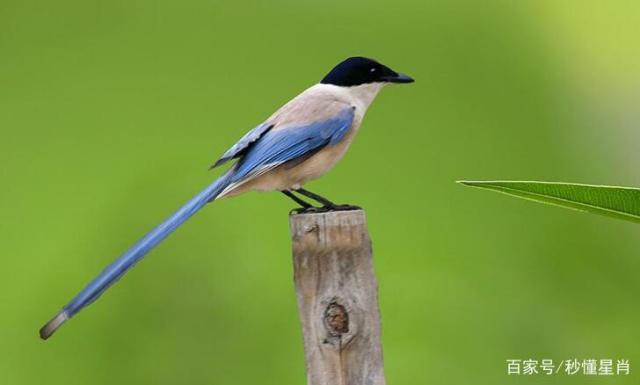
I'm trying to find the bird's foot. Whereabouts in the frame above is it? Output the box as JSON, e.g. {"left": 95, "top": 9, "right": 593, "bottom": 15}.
{"left": 324, "top": 204, "right": 361, "bottom": 211}
{"left": 290, "top": 206, "right": 317, "bottom": 215}
{"left": 290, "top": 204, "right": 361, "bottom": 215}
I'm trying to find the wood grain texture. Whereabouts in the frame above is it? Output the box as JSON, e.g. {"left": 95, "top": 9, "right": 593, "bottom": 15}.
{"left": 290, "top": 210, "right": 385, "bottom": 385}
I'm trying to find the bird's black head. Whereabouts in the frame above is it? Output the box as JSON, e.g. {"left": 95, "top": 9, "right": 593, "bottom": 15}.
{"left": 321, "top": 57, "right": 414, "bottom": 87}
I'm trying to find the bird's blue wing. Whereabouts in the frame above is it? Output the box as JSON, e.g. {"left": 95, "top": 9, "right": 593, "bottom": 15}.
{"left": 230, "top": 106, "right": 355, "bottom": 184}
{"left": 211, "top": 122, "right": 274, "bottom": 169}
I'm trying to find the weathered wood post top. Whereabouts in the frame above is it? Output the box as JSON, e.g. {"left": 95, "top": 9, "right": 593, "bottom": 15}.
{"left": 290, "top": 209, "right": 385, "bottom": 385}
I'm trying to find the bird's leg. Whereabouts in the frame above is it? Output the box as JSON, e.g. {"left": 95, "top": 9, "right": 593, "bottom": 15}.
{"left": 296, "top": 188, "right": 361, "bottom": 211}
{"left": 282, "top": 191, "right": 317, "bottom": 214}
{"left": 295, "top": 188, "right": 335, "bottom": 206}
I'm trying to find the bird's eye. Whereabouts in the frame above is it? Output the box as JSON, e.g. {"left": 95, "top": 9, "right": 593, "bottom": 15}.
{"left": 370, "top": 67, "right": 376, "bottom": 72}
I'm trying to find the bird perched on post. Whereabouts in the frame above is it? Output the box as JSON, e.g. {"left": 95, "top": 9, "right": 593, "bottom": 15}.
{"left": 40, "top": 56, "right": 414, "bottom": 340}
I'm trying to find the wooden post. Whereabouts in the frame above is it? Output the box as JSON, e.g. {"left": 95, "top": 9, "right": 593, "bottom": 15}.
{"left": 290, "top": 210, "right": 385, "bottom": 385}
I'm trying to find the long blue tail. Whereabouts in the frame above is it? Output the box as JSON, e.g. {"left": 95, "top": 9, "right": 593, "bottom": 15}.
{"left": 39, "top": 172, "right": 232, "bottom": 340}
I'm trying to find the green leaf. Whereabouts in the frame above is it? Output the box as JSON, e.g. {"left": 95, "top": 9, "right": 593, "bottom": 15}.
{"left": 458, "top": 181, "right": 640, "bottom": 223}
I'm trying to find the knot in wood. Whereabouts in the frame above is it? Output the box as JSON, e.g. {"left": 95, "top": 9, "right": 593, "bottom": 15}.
{"left": 324, "top": 302, "right": 349, "bottom": 336}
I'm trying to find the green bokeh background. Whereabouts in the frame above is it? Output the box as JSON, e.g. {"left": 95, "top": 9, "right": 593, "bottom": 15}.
{"left": 1, "top": 1, "right": 639, "bottom": 384}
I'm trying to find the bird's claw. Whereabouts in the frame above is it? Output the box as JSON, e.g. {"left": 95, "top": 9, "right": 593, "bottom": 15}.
{"left": 325, "top": 204, "right": 361, "bottom": 211}
{"left": 290, "top": 204, "right": 361, "bottom": 215}
{"left": 290, "top": 206, "right": 325, "bottom": 215}
{"left": 290, "top": 207, "right": 312, "bottom": 215}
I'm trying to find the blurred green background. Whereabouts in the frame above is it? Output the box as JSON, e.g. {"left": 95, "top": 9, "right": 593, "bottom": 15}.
{"left": 1, "top": 1, "right": 639, "bottom": 384}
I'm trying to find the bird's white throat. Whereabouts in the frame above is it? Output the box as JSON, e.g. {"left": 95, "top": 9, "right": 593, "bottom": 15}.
{"left": 346, "top": 82, "right": 385, "bottom": 109}
{"left": 313, "top": 82, "right": 385, "bottom": 112}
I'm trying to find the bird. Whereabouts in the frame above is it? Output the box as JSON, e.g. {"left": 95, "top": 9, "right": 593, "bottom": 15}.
{"left": 39, "top": 56, "right": 414, "bottom": 340}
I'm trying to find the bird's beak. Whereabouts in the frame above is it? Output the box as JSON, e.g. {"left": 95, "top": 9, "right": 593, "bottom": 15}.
{"left": 382, "top": 72, "right": 414, "bottom": 84}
